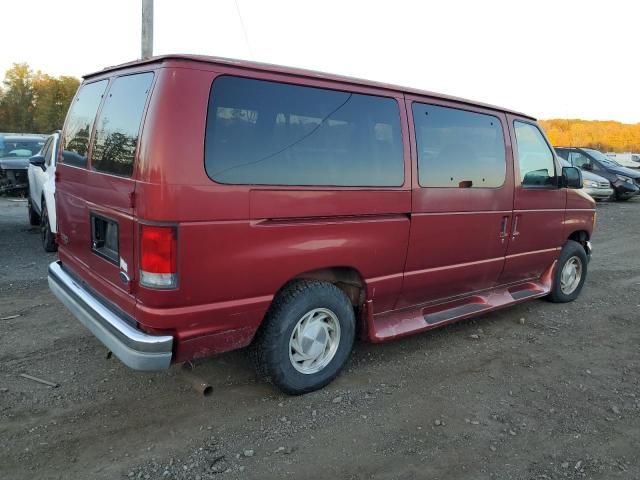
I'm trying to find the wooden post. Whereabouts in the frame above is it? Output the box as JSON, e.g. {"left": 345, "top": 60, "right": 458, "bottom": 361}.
{"left": 141, "top": 0, "right": 154, "bottom": 59}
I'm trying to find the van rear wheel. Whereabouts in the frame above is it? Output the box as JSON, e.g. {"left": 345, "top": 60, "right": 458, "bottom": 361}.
{"left": 548, "top": 240, "right": 587, "bottom": 303}
{"left": 249, "top": 280, "right": 355, "bottom": 395}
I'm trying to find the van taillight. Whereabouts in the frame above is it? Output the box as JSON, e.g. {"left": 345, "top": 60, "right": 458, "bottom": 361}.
{"left": 140, "top": 225, "right": 177, "bottom": 289}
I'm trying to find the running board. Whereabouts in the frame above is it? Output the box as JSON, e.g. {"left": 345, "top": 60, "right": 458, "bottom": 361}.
{"left": 424, "top": 303, "right": 490, "bottom": 325}
{"left": 365, "top": 266, "right": 555, "bottom": 343}
{"left": 510, "top": 288, "right": 544, "bottom": 300}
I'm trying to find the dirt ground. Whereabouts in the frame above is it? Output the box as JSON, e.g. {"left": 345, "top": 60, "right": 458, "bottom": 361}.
{"left": 1, "top": 195, "right": 639, "bottom": 480}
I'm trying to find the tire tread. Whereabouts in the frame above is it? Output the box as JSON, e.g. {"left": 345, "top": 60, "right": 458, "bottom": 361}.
{"left": 249, "top": 279, "right": 354, "bottom": 394}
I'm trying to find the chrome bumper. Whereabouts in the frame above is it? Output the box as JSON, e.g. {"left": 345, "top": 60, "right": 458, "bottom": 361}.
{"left": 48, "top": 261, "right": 173, "bottom": 371}
{"left": 584, "top": 187, "right": 614, "bottom": 199}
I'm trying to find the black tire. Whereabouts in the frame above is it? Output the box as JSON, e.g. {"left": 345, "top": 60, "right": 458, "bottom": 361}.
{"left": 249, "top": 280, "right": 356, "bottom": 395}
{"left": 28, "top": 199, "right": 40, "bottom": 226}
{"left": 548, "top": 240, "right": 587, "bottom": 303}
{"left": 615, "top": 192, "right": 631, "bottom": 201}
{"left": 41, "top": 202, "right": 57, "bottom": 252}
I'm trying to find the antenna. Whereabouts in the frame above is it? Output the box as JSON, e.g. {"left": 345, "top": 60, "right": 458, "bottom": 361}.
{"left": 234, "top": 0, "right": 253, "bottom": 59}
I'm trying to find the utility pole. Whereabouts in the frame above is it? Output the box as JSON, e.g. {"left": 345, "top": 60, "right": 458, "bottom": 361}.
{"left": 141, "top": 0, "right": 154, "bottom": 59}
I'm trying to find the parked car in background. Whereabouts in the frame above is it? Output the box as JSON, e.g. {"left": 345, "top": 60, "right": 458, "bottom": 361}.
{"left": 49, "top": 55, "right": 595, "bottom": 395}
{"left": 555, "top": 147, "right": 640, "bottom": 201}
{"left": 0, "top": 134, "right": 46, "bottom": 194}
{"left": 557, "top": 157, "right": 613, "bottom": 201}
{"left": 27, "top": 132, "right": 59, "bottom": 252}
{"left": 605, "top": 152, "right": 640, "bottom": 168}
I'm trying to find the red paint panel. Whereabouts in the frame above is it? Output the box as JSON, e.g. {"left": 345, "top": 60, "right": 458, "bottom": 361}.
{"left": 250, "top": 189, "right": 410, "bottom": 219}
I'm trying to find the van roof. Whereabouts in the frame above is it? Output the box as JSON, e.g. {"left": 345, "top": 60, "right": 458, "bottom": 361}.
{"left": 84, "top": 54, "right": 536, "bottom": 120}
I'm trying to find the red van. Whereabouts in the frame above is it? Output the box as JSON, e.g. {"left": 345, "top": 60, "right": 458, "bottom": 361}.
{"left": 49, "top": 55, "right": 595, "bottom": 394}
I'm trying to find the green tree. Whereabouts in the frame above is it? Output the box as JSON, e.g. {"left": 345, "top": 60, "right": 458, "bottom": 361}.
{"left": 0, "top": 63, "right": 34, "bottom": 132}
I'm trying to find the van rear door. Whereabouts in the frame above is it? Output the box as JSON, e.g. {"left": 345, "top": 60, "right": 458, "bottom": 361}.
{"left": 57, "top": 72, "right": 155, "bottom": 316}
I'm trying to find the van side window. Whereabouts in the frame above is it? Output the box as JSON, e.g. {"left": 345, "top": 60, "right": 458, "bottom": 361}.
{"left": 205, "top": 76, "right": 404, "bottom": 186}
{"left": 61, "top": 80, "right": 108, "bottom": 167}
{"left": 91, "top": 73, "right": 154, "bottom": 177}
{"left": 412, "top": 103, "right": 506, "bottom": 188}
{"left": 513, "top": 121, "right": 557, "bottom": 187}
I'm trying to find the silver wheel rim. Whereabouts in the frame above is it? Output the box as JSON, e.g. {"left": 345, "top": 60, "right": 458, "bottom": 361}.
{"left": 289, "top": 308, "right": 341, "bottom": 375}
{"left": 560, "top": 256, "right": 582, "bottom": 295}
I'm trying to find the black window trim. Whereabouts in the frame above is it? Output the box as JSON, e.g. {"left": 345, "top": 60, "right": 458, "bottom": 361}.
{"left": 60, "top": 78, "right": 110, "bottom": 171}
{"left": 203, "top": 73, "right": 407, "bottom": 189}
{"left": 412, "top": 101, "right": 508, "bottom": 190}
{"left": 512, "top": 119, "right": 560, "bottom": 189}
{"left": 89, "top": 71, "right": 156, "bottom": 179}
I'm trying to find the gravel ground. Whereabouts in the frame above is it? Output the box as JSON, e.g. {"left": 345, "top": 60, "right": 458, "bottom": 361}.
{"left": 1, "top": 196, "right": 639, "bottom": 480}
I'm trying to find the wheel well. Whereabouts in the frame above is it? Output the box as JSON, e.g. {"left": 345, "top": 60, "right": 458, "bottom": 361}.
{"left": 568, "top": 230, "right": 589, "bottom": 252}
{"left": 290, "top": 267, "right": 366, "bottom": 307}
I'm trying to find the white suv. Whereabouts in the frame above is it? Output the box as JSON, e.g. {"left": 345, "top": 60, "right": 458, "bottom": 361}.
{"left": 27, "top": 132, "right": 59, "bottom": 252}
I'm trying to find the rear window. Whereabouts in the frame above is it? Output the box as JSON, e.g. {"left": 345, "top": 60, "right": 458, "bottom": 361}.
{"left": 412, "top": 103, "right": 506, "bottom": 188}
{"left": 61, "top": 80, "right": 108, "bottom": 167}
{"left": 91, "top": 72, "right": 154, "bottom": 176}
{"left": 205, "top": 76, "right": 404, "bottom": 186}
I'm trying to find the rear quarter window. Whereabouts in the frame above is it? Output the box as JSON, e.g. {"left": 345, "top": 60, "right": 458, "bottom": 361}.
{"left": 61, "top": 80, "right": 108, "bottom": 167}
{"left": 205, "top": 76, "right": 404, "bottom": 187}
{"left": 91, "top": 72, "right": 154, "bottom": 177}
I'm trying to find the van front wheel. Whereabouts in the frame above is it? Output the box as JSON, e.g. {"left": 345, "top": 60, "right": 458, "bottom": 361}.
{"left": 548, "top": 240, "right": 588, "bottom": 303}
{"left": 250, "top": 280, "right": 355, "bottom": 395}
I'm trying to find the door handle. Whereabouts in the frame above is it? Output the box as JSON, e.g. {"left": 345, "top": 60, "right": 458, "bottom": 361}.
{"left": 512, "top": 215, "right": 520, "bottom": 238}
{"left": 499, "top": 216, "right": 509, "bottom": 239}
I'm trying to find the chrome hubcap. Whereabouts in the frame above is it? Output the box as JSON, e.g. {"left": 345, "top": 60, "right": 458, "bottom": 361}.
{"left": 560, "top": 256, "right": 582, "bottom": 295}
{"left": 289, "top": 308, "right": 341, "bottom": 374}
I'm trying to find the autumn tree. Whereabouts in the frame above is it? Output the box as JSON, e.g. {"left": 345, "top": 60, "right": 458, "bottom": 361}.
{"left": 0, "top": 63, "right": 79, "bottom": 134}
{"left": 0, "top": 63, "right": 34, "bottom": 132}
{"left": 540, "top": 119, "right": 640, "bottom": 153}
{"left": 32, "top": 73, "right": 80, "bottom": 133}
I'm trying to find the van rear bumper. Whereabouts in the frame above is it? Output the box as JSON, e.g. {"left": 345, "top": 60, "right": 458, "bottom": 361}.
{"left": 48, "top": 261, "right": 173, "bottom": 371}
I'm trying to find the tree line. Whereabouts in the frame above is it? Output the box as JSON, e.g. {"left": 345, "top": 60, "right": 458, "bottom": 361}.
{"left": 540, "top": 119, "right": 640, "bottom": 153}
{"left": 0, "top": 63, "right": 79, "bottom": 134}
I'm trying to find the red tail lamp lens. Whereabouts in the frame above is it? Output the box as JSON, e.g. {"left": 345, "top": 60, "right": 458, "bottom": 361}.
{"left": 140, "top": 225, "right": 177, "bottom": 288}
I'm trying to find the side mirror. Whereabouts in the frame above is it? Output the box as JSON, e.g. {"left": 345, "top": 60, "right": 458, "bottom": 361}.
{"left": 562, "top": 166, "right": 583, "bottom": 189}
{"left": 29, "top": 155, "right": 45, "bottom": 168}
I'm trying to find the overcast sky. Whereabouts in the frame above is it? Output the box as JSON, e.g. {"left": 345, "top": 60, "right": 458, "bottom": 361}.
{"left": 1, "top": 0, "right": 638, "bottom": 122}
